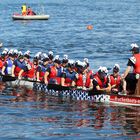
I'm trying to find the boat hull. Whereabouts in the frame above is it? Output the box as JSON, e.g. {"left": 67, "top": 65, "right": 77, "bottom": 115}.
{"left": 1, "top": 75, "right": 140, "bottom": 106}
{"left": 12, "top": 15, "right": 50, "bottom": 20}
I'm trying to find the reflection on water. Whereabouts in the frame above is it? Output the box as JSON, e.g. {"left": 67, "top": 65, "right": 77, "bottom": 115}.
{"left": 0, "top": 84, "right": 139, "bottom": 139}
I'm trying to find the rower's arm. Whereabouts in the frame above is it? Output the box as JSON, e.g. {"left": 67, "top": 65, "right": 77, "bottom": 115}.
{"left": 11, "top": 65, "right": 15, "bottom": 77}
{"left": 18, "top": 69, "right": 24, "bottom": 79}
{"left": 36, "top": 71, "right": 40, "bottom": 81}
{"left": 44, "top": 71, "right": 49, "bottom": 85}
{"left": 1, "top": 66, "right": 6, "bottom": 75}
{"left": 61, "top": 77, "right": 65, "bottom": 86}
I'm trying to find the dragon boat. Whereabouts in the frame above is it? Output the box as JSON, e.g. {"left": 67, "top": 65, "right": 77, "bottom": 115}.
{"left": 1, "top": 75, "right": 140, "bottom": 106}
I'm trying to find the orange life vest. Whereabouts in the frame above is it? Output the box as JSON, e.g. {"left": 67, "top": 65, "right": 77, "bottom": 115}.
{"left": 109, "top": 74, "right": 121, "bottom": 87}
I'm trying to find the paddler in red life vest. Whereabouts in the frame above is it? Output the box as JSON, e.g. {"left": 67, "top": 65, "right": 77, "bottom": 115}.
{"left": 108, "top": 64, "right": 122, "bottom": 94}
{"left": 75, "top": 60, "right": 93, "bottom": 90}
{"left": 0, "top": 51, "right": 8, "bottom": 73}
{"left": 92, "top": 67, "right": 111, "bottom": 94}
{"left": 44, "top": 55, "right": 62, "bottom": 85}
{"left": 11, "top": 53, "right": 25, "bottom": 78}
{"left": 36, "top": 56, "right": 50, "bottom": 82}
{"left": 1, "top": 49, "right": 15, "bottom": 75}
{"left": 19, "top": 51, "right": 36, "bottom": 80}
{"left": 122, "top": 43, "right": 140, "bottom": 95}
{"left": 61, "top": 59, "right": 77, "bottom": 87}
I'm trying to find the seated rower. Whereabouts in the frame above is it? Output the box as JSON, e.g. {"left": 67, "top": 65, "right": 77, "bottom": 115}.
{"left": 75, "top": 60, "right": 93, "bottom": 90}
{"left": 92, "top": 67, "right": 111, "bottom": 94}
{"left": 36, "top": 57, "right": 50, "bottom": 82}
{"left": 1, "top": 50, "right": 15, "bottom": 75}
{"left": 61, "top": 54, "right": 68, "bottom": 70}
{"left": 108, "top": 64, "right": 122, "bottom": 94}
{"left": 61, "top": 60, "right": 76, "bottom": 87}
{"left": 18, "top": 51, "right": 36, "bottom": 80}
{"left": 44, "top": 55, "right": 62, "bottom": 85}
{"left": 11, "top": 54, "right": 25, "bottom": 78}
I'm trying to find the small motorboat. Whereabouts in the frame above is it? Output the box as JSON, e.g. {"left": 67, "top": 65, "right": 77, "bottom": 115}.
{"left": 12, "top": 13, "right": 50, "bottom": 20}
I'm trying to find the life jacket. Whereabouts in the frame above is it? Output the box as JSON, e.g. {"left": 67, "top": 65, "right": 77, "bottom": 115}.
{"left": 85, "top": 72, "right": 92, "bottom": 88}
{"left": 109, "top": 74, "right": 121, "bottom": 87}
{"left": 0, "top": 59, "right": 4, "bottom": 71}
{"left": 93, "top": 73, "right": 108, "bottom": 88}
{"left": 76, "top": 72, "right": 91, "bottom": 88}
{"left": 24, "top": 61, "right": 35, "bottom": 79}
{"left": 22, "top": 5, "right": 27, "bottom": 13}
{"left": 14, "top": 59, "right": 25, "bottom": 77}
{"left": 5, "top": 58, "right": 13, "bottom": 75}
{"left": 64, "top": 69, "right": 76, "bottom": 86}
{"left": 38, "top": 64, "right": 48, "bottom": 81}
{"left": 133, "top": 54, "right": 140, "bottom": 74}
{"left": 48, "top": 66, "right": 62, "bottom": 85}
{"left": 27, "top": 9, "right": 33, "bottom": 15}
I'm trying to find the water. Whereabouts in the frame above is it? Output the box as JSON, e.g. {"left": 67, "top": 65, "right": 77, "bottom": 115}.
{"left": 0, "top": 0, "right": 140, "bottom": 139}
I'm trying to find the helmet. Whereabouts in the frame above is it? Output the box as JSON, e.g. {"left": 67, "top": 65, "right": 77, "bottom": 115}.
{"left": 113, "top": 64, "right": 120, "bottom": 73}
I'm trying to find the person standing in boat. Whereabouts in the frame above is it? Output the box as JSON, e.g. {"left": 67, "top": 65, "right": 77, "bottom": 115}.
{"left": 108, "top": 64, "right": 122, "bottom": 94}
{"left": 1, "top": 50, "right": 15, "bottom": 75}
{"left": 44, "top": 55, "right": 63, "bottom": 85}
{"left": 92, "top": 67, "right": 111, "bottom": 94}
{"left": 21, "top": 3, "right": 27, "bottom": 16}
{"left": 122, "top": 43, "right": 140, "bottom": 94}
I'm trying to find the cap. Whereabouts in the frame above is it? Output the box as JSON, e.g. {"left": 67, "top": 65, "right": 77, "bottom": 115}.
{"left": 43, "top": 56, "right": 49, "bottom": 62}
{"left": 130, "top": 43, "right": 139, "bottom": 52}
{"left": 68, "top": 59, "right": 75, "bottom": 68}
{"left": 98, "top": 66, "right": 108, "bottom": 76}
{"left": 53, "top": 55, "right": 61, "bottom": 64}
{"left": 62, "top": 54, "right": 68, "bottom": 63}
{"left": 48, "top": 51, "right": 54, "bottom": 60}
{"left": 113, "top": 64, "right": 120, "bottom": 73}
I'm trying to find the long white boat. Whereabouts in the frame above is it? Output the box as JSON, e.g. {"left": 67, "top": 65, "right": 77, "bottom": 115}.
{"left": 1, "top": 75, "right": 140, "bottom": 106}
{"left": 12, "top": 14, "right": 50, "bottom": 20}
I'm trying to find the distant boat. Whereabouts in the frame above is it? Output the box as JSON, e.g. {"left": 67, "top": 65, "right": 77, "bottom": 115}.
{"left": 12, "top": 14, "right": 50, "bottom": 20}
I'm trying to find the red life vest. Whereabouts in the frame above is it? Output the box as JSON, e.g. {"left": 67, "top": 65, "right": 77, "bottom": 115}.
{"left": 94, "top": 73, "right": 108, "bottom": 88}
{"left": 27, "top": 9, "right": 33, "bottom": 15}
{"left": 133, "top": 54, "right": 140, "bottom": 74}
{"left": 109, "top": 74, "right": 121, "bottom": 87}
{"left": 48, "top": 66, "right": 61, "bottom": 84}
{"left": 25, "top": 62, "right": 36, "bottom": 79}
{"left": 76, "top": 72, "right": 91, "bottom": 88}
{"left": 0, "top": 59, "right": 4, "bottom": 70}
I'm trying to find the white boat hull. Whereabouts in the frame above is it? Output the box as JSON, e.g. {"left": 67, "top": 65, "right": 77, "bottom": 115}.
{"left": 12, "top": 15, "right": 50, "bottom": 20}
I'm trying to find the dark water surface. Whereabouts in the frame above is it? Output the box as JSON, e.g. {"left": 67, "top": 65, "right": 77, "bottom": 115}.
{"left": 0, "top": 0, "right": 140, "bottom": 139}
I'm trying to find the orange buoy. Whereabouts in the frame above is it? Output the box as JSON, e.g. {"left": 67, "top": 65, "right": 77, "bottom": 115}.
{"left": 87, "top": 25, "right": 93, "bottom": 30}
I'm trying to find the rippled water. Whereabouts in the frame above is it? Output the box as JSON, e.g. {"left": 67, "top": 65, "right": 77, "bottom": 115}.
{"left": 0, "top": 0, "right": 140, "bottom": 139}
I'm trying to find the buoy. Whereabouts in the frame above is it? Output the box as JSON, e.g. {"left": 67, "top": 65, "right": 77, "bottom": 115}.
{"left": 87, "top": 25, "right": 93, "bottom": 30}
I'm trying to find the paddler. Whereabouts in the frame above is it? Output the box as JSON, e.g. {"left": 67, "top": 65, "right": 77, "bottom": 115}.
{"left": 92, "top": 66, "right": 111, "bottom": 94}
{"left": 21, "top": 3, "right": 27, "bottom": 16}
{"left": 1, "top": 50, "right": 15, "bottom": 75}
{"left": 108, "top": 64, "right": 122, "bottom": 94}
{"left": 122, "top": 43, "right": 140, "bottom": 95}
{"left": 61, "top": 59, "right": 76, "bottom": 87}
{"left": 44, "top": 55, "right": 62, "bottom": 85}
